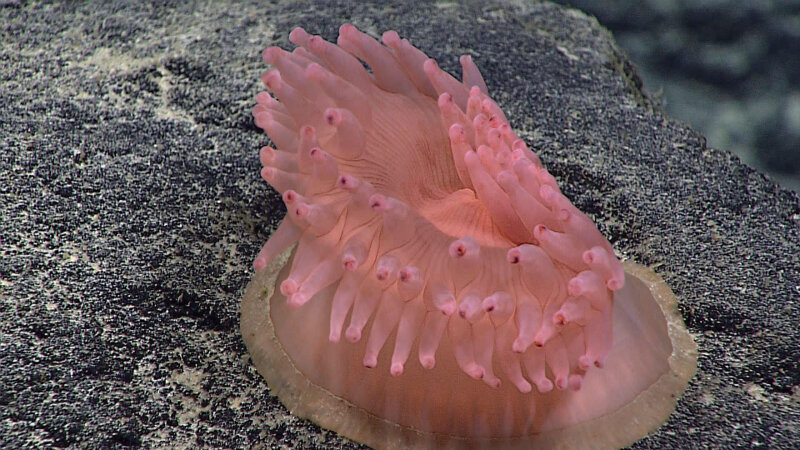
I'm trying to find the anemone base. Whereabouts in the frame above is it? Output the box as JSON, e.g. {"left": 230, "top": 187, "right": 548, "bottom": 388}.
{"left": 241, "top": 246, "right": 697, "bottom": 450}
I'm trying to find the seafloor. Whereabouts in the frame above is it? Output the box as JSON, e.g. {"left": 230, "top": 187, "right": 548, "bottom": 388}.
{"left": 1, "top": 1, "right": 798, "bottom": 448}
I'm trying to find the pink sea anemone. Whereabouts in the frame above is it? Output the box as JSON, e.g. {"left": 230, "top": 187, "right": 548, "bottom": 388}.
{"left": 241, "top": 24, "right": 696, "bottom": 449}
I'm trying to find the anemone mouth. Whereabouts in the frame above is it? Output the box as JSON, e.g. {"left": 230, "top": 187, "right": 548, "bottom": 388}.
{"left": 316, "top": 70, "right": 510, "bottom": 248}
{"left": 328, "top": 89, "right": 485, "bottom": 240}
{"left": 245, "top": 24, "right": 697, "bottom": 448}
{"left": 241, "top": 249, "right": 697, "bottom": 448}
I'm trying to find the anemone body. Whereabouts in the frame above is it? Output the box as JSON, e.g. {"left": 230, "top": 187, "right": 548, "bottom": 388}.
{"left": 243, "top": 24, "right": 697, "bottom": 449}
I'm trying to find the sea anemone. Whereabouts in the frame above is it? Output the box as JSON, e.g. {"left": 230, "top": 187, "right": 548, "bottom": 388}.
{"left": 241, "top": 24, "right": 697, "bottom": 449}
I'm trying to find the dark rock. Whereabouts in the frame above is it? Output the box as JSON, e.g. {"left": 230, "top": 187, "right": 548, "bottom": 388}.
{"left": 1, "top": 1, "right": 798, "bottom": 449}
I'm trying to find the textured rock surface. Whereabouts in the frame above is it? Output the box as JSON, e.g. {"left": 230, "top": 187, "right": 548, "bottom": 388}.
{"left": 1, "top": 1, "right": 798, "bottom": 449}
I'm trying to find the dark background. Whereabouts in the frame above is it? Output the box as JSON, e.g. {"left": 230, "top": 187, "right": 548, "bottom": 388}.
{"left": 553, "top": 0, "right": 800, "bottom": 193}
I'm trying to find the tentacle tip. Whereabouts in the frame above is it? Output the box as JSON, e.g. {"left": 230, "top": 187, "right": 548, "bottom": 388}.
{"left": 301, "top": 125, "right": 316, "bottom": 138}
{"left": 555, "top": 377, "right": 569, "bottom": 391}
{"left": 376, "top": 257, "right": 399, "bottom": 281}
{"left": 607, "top": 278, "right": 624, "bottom": 291}
{"left": 422, "top": 58, "right": 438, "bottom": 74}
{"left": 582, "top": 251, "right": 594, "bottom": 265}
{"left": 440, "top": 303, "right": 456, "bottom": 316}
{"left": 252, "top": 104, "right": 266, "bottom": 117}
{"left": 496, "top": 170, "right": 515, "bottom": 187}
{"left": 253, "top": 257, "right": 267, "bottom": 271}
{"left": 595, "top": 357, "right": 607, "bottom": 369}
{"left": 459, "top": 299, "right": 483, "bottom": 322}
{"left": 476, "top": 144, "right": 492, "bottom": 158}
{"left": 437, "top": 92, "right": 453, "bottom": 108}
{"left": 345, "top": 326, "right": 362, "bottom": 343}
{"left": 473, "top": 115, "right": 489, "bottom": 132}
{"left": 293, "top": 202, "right": 309, "bottom": 218}
{"left": 516, "top": 382, "right": 532, "bottom": 394}
{"left": 262, "top": 70, "right": 281, "bottom": 90}
{"left": 481, "top": 291, "right": 510, "bottom": 313}
{"left": 448, "top": 243, "right": 466, "bottom": 259}
{"left": 308, "top": 146, "right": 334, "bottom": 166}
{"left": 280, "top": 278, "right": 299, "bottom": 296}
{"left": 305, "top": 62, "right": 325, "bottom": 80}
{"left": 381, "top": 30, "right": 400, "bottom": 45}
{"left": 466, "top": 363, "right": 484, "bottom": 380}
{"left": 459, "top": 54, "right": 472, "bottom": 65}
{"left": 259, "top": 144, "right": 273, "bottom": 159}
{"left": 307, "top": 35, "right": 325, "bottom": 53}
{"left": 328, "top": 331, "right": 341, "bottom": 343}
{"left": 532, "top": 224, "right": 548, "bottom": 240}
{"left": 363, "top": 355, "right": 378, "bottom": 369}
{"left": 262, "top": 46, "right": 281, "bottom": 64}
{"left": 537, "top": 380, "right": 554, "bottom": 394}
{"left": 506, "top": 250, "right": 521, "bottom": 264}
{"left": 338, "top": 23, "right": 357, "bottom": 38}
{"left": 569, "top": 374, "right": 583, "bottom": 391}
{"left": 337, "top": 174, "right": 359, "bottom": 190}
{"left": 368, "top": 193, "right": 387, "bottom": 211}
{"left": 511, "top": 155, "right": 531, "bottom": 172}
{"left": 448, "top": 236, "right": 477, "bottom": 259}
{"left": 255, "top": 110, "right": 273, "bottom": 126}
{"left": 288, "top": 27, "right": 307, "bottom": 44}
{"left": 485, "top": 377, "right": 501, "bottom": 389}
{"left": 398, "top": 267, "right": 418, "bottom": 283}
{"left": 255, "top": 91, "right": 271, "bottom": 105}
{"left": 324, "top": 108, "right": 341, "bottom": 126}
{"left": 448, "top": 123, "right": 465, "bottom": 142}
{"left": 282, "top": 189, "right": 298, "bottom": 204}
{"left": 463, "top": 149, "right": 479, "bottom": 165}
{"left": 578, "top": 355, "right": 592, "bottom": 371}
{"left": 420, "top": 355, "right": 436, "bottom": 370}
{"left": 511, "top": 339, "right": 527, "bottom": 354}
{"left": 390, "top": 362, "right": 404, "bottom": 377}
{"left": 539, "top": 183, "right": 556, "bottom": 202}
{"left": 342, "top": 257, "right": 358, "bottom": 271}
{"left": 287, "top": 293, "right": 308, "bottom": 309}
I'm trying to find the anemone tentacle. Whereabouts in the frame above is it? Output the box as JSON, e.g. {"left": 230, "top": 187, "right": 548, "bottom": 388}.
{"left": 253, "top": 23, "right": 624, "bottom": 398}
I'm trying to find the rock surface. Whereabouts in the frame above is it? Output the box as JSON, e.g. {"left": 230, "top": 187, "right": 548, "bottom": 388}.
{"left": 1, "top": 1, "right": 798, "bottom": 449}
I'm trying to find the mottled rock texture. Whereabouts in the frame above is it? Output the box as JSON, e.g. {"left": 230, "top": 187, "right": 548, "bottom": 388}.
{"left": 1, "top": 1, "right": 798, "bottom": 449}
